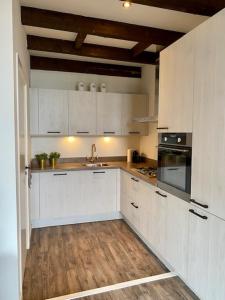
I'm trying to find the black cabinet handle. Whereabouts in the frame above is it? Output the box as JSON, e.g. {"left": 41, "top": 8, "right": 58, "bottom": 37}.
{"left": 168, "top": 168, "right": 179, "bottom": 171}
{"left": 47, "top": 131, "right": 61, "bottom": 134}
{"left": 131, "top": 177, "right": 139, "bottom": 182}
{"left": 157, "top": 127, "right": 169, "bottom": 130}
{"left": 190, "top": 199, "right": 209, "bottom": 209}
{"left": 129, "top": 131, "right": 140, "bottom": 134}
{"left": 53, "top": 173, "right": 67, "bottom": 176}
{"left": 189, "top": 209, "right": 208, "bottom": 220}
{"left": 104, "top": 131, "right": 115, "bottom": 134}
{"left": 131, "top": 202, "right": 139, "bottom": 209}
{"left": 155, "top": 191, "right": 167, "bottom": 198}
{"left": 77, "top": 131, "right": 89, "bottom": 134}
{"left": 93, "top": 171, "right": 106, "bottom": 174}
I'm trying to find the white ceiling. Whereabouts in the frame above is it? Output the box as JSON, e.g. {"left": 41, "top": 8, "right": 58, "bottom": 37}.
{"left": 21, "top": 0, "right": 208, "bottom": 65}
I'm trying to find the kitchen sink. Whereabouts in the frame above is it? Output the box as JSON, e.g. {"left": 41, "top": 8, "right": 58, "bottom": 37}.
{"left": 83, "top": 163, "right": 109, "bottom": 167}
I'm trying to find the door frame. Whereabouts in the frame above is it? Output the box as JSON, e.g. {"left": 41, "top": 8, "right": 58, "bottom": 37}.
{"left": 15, "top": 52, "right": 30, "bottom": 296}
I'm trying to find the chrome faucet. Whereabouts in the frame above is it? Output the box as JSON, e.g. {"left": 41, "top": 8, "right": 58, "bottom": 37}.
{"left": 87, "top": 144, "right": 98, "bottom": 162}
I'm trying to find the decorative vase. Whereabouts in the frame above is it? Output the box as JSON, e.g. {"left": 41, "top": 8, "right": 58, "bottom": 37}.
{"left": 50, "top": 158, "right": 57, "bottom": 169}
{"left": 39, "top": 159, "right": 46, "bottom": 170}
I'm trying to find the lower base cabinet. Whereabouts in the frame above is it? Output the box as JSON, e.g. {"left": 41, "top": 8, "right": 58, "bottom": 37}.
{"left": 31, "top": 169, "right": 118, "bottom": 224}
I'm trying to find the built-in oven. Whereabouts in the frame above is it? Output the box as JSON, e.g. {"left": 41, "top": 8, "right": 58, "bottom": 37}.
{"left": 157, "top": 133, "right": 192, "bottom": 201}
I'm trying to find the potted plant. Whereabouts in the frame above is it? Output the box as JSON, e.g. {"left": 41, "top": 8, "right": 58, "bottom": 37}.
{"left": 49, "top": 152, "right": 61, "bottom": 169}
{"left": 35, "top": 153, "right": 48, "bottom": 169}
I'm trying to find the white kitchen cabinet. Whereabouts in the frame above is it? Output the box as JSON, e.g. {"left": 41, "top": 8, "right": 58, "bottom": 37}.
{"left": 39, "top": 171, "right": 79, "bottom": 219}
{"left": 148, "top": 188, "right": 167, "bottom": 257}
{"left": 187, "top": 205, "right": 210, "bottom": 300}
{"left": 207, "top": 214, "right": 225, "bottom": 300}
{"left": 38, "top": 89, "right": 68, "bottom": 136}
{"left": 97, "top": 93, "right": 122, "bottom": 135}
{"left": 82, "top": 169, "right": 118, "bottom": 215}
{"left": 120, "top": 171, "right": 132, "bottom": 221}
{"left": 122, "top": 94, "right": 149, "bottom": 136}
{"left": 68, "top": 91, "right": 97, "bottom": 135}
{"left": 29, "top": 88, "right": 39, "bottom": 136}
{"left": 164, "top": 194, "right": 189, "bottom": 280}
{"left": 158, "top": 32, "right": 194, "bottom": 132}
{"left": 191, "top": 11, "right": 225, "bottom": 220}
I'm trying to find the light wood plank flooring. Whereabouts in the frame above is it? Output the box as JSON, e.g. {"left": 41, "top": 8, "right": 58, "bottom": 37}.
{"left": 23, "top": 220, "right": 167, "bottom": 300}
{"left": 79, "top": 277, "right": 199, "bottom": 300}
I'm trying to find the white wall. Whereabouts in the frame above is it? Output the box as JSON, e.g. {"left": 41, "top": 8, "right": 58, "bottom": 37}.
{"left": 140, "top": 65, "right": 158, "bottom": 160}
{"left": 30, "top": 70, "right": 143, "bottom": 158}
{"left": 0, "top": 0, "right": 29, "bottom": 299}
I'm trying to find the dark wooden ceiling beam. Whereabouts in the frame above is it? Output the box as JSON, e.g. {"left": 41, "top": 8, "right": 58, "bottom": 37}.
{"left": 74, "top": 32, "right": 87, "bottom": 49}
{"left": 27, "top": 35, "right": 158, "bottom": 64}
{"left": 127, "top": 0, "right": 225, "bottom": 16}
{"left": 21, "top": 6, "right": 183, "bottom": 46}
{"left": 132, "top": 42, "right": 152, "bottom": 57}
{"left": 30, "top": 56, "right": 142, "bottom": 78}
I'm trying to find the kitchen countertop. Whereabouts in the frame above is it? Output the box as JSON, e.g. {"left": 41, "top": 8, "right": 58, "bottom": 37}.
{"left": 31, "top": 161, "right": 158, "bottom": 187}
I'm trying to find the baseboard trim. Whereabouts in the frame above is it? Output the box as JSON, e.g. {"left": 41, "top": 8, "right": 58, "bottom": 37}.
{"left": 46, "top": 272, "right": 177, "bottom": 300}
{"left": 32, "top": 212, "right": 122, "bottom": 228}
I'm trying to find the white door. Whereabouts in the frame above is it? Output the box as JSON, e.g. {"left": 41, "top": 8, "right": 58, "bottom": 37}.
{"left": 164, "top": 194, "right": 189, "bottom": 279}
{"left": 187, "top": 205, "right": 210, "bottom": 299}
{"left": 122, "top": 94, "right": 149, "bottom": 136}
{"left": 39, "top": 89, "right": 68, "bottom": 136}
{"left": 68, "top": 91, "right": 97, "bottom": 135}
{"left": 97, "top": 93, "right": 122, "bottom": 135}
{"left": 15, "top": 54, "right": 29, "bottom": 295}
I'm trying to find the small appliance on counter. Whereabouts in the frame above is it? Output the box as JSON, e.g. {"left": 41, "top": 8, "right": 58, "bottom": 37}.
{"left": 127, "top": 149, "right": 135, "bottom": 163}
{"left": 157, "top": 133, "right": 192, "bottom": 202}
{"left": 132, "top": 150, "right": 142, "bottom": 163}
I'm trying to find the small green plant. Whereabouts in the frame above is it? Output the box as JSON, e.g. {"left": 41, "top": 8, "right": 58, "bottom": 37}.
{"left": 49, "top": 152, "right": 61, "bottom": 160}
{"left": 35, "top": 153, "right": 48, "bottom": 161}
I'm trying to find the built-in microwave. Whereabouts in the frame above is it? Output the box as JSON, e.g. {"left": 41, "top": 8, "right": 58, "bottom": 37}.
{"left": 157, "top": 133, "right": 192, "bottom": 202}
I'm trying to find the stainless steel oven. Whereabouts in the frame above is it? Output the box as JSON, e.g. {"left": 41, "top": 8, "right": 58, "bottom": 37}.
{"left": 157, "top": 133, "right": 192, "bottom": 201}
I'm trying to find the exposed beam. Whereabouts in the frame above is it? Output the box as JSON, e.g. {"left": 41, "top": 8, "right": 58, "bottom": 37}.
{"left": 75, "top": 32, "right": 87, "bottom": 49}
{"left": 21, "top": 6, "right": 184, "bottom": 46}
{"left": 128, "top": 0, "right": 225, "bottom": 16}
{"left": 30, "top": 56, "right": 142, "bottom": 78}
{"left": 27, "top": 35, "right": 158, "bottom": 64}
{"left": 132, "top": 42, "right": 152, "bottom": 57}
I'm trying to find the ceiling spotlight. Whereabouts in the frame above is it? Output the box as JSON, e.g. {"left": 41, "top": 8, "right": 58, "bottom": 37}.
{"left": 123, "top": 1, "right": 132, "bottom": 8}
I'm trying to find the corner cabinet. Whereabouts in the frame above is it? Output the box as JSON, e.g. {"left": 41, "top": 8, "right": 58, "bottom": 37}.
{"left": 158, "top": 32, "right": 194, "bottom": 133}
{"left": 30, "top": 89, "right": 149, "bottom": 136}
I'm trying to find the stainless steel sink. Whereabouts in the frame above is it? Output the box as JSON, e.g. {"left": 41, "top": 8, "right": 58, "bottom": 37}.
{"left": 83, "top": 163, "right": 109, "bottom": 167}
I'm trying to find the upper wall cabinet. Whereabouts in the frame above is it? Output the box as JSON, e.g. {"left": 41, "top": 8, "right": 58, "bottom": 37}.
{"left": 30, "top": 89, "right": 149, "bottom": 136}
{"left": 39, "top": 89, "right": 68, "bottom": 136}
{"left": 158, "top": 32, "right": 194, "bottom": 133}
{"left": 122, "top": 94, "right": 149, "bottom": 136}
{"left": 191, "top": 11, "right": 225, "bottom": 220}
{"left": 68, "top": 91, "right": 97, "bottom": 136}
{"left": 97, "top": 93, "right": 123, "bottom": 135}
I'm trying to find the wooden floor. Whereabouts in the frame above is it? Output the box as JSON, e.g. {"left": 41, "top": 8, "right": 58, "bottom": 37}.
{"left": 23, "top": 220, "right": 167, "bottom": 300}
{"left": 79, "top": 277, "right": 199, "bottom": 300}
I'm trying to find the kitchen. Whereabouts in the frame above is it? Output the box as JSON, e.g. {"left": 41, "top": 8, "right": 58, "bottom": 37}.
{"left": 1, "top": 1, "right": 225, "bottom": 300}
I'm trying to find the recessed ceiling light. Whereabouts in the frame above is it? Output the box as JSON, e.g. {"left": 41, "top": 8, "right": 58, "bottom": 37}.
{"left": 123, "top": 1, "right": 132, "bottom": 8}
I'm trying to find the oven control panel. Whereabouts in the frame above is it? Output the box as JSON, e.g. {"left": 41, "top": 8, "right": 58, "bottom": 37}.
{"left": 159, "top": 133, "right": 192, "bottom": 147}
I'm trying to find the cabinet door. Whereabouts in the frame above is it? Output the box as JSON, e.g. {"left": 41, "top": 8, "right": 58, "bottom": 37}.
{"left": 39, "top": 89, "right": 68, "bottom": 136}
{"left": 29, "top": 88, "right": 39, "bottom": 136}
{"left": 68, "top": 91, "right": 96, "bottom": 135}
{"left": 122, "top": 94, "right": 149, "bottom": 136}
{"left": 30, "top": 173, "right": 40, "bottom": 221}
{"left": 207, "top": 215, "right": 225, "bottom": 300}
{"left": 120, "top": 171, "right": 132, "bottom": 221}
{"left": 192, "top": 12, "right": 225, "bottom": 220}
{"left": 39, "top": 172, "right": 79, "bottom": 219}
{"left": 97, "top": 93, "right": 122, "bottom": 135}
{"left": 165, "top": 194, "right": 189, "bottom": 279}
{"left": 187, "top": 205, "right": 210, "bottom": 300}
{"left": 158, "top": 32, "right": 194, "bottom": 132}
{"left": 83, "top": 169, "right": 118, "bottom": 215}
{"left": 148, "top": 188, "right": 167, "bottom": 257}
